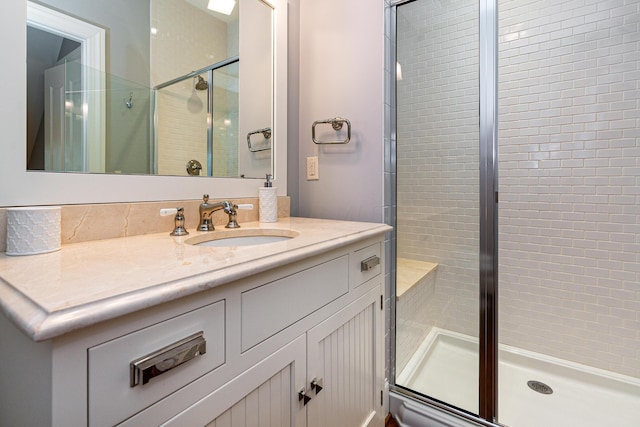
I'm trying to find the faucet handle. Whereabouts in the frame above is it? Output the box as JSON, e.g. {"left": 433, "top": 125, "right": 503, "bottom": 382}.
{"left": 223, "top": 203, "right": 254, "bottom": 229}
{"left": 222, "top": 202, "right": 244, "bottom": 229}
{"left": 160, "top": 207, "right": 189, "bottom": 236}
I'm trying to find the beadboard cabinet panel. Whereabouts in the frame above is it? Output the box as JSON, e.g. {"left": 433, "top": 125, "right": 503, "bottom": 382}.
{"left": 307, "top": 284, "right": 384, "bottom": 427}
{"left": 166, "top": 335, "right": 306, "bottom": 427}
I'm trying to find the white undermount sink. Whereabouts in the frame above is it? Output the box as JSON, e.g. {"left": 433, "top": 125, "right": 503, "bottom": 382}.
{"left": 185, "top": 229, "right": 299, "bottom": 247}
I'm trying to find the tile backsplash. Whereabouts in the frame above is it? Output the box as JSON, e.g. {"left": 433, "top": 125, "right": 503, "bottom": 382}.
{"left": 0, "top": 196, "right": 290, "bottom": 252}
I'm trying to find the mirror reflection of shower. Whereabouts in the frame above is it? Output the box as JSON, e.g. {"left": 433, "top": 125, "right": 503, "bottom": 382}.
{"left": 155, "top": 59, "right": 240, "bottom": 177}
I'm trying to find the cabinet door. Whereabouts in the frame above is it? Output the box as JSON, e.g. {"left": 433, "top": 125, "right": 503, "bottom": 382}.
{"left": 157, "top": 335, "right": 307, "bottom": 427}
{"left": 306, "top": 283, "right": 384, "bottom": 427}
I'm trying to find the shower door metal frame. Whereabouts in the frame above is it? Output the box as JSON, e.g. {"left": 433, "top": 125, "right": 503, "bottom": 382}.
{"left": 388, "top": 0, "right": 500, "bottom": 424}
{"left": 478, "top": 0, "right": 499, "bottom": 421}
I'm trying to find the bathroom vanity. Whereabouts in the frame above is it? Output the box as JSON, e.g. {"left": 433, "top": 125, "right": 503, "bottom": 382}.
{"left": 0, "top": 217, "right": 390, "bottom": 427}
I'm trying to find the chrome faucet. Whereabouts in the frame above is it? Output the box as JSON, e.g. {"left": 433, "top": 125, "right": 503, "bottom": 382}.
{"left": 198, "top": 194, "right": 240, "bottom": 231}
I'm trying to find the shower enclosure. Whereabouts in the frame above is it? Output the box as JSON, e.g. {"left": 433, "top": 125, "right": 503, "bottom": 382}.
{"left": 155, "top": 58, "right": 240, "bottom": 177}
{"left": 389, "top": 0, "right": 640, "bottom": 426}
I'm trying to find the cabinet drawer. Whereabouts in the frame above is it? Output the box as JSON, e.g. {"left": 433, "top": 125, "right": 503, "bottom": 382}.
{"left": 88, "top": 301, "right": 225, "bottom": 427}
{"left": 350, "top": 242, "right": 382, "bottom": 288}
{"left": 241, "top": 255, "right": 348, "bottom": 351}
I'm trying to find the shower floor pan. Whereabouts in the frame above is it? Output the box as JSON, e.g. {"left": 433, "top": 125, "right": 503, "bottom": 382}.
{"left": 397, "top": 328, "right": 640, "bottom": 427}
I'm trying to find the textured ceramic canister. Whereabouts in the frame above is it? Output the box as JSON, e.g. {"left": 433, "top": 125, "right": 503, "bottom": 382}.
{"left": 259, "top": 187, "right": 278, "bottom": 223}
{"left": 6, "top": 206, "right": 61, "bottom": 256}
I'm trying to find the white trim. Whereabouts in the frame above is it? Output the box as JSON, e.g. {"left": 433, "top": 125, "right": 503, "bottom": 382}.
{"left": 271, "top": 0, "right": 287, "bottom": 192}
{"left": 26, "top": 1, "right": 106, "bottom": 173}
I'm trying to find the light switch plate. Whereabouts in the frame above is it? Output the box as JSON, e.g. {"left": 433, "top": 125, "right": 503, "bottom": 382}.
{"left": 307, "top": 156, "right": 319, "bottom": 180}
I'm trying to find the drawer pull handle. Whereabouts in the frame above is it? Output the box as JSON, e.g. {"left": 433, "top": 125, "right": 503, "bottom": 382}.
{"left": 130, "top": 331, "right": 207, "bottom": 387}
{"left": 361, "top": 255, "right": 380, "bottom": 272}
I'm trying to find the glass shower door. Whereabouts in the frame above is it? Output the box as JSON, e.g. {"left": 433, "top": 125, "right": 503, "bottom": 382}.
{"left": 393, "top": 0, "right": 640, "bottom": 425}
{"left": 394, "top": 0, "right": 482, "bottom": 416}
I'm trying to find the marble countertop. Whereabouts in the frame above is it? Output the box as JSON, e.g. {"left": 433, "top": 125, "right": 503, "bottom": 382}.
{"left": 0, "top": 217, "right": 390, "bottom": 342}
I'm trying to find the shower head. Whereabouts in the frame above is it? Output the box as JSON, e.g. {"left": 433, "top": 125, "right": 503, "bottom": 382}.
{"left": 194, "top": 75, "right": 208, "bottom": 91}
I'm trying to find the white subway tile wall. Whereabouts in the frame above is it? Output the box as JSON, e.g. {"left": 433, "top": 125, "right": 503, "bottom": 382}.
{"left": 498, "top": 0, "right": 640, "bottom": 378}
{"left": 156, "top": 85, "right": 209, "bottom": 176}
{"left": 395, "top": 262, "right": 439, "bottom": 374}
{"left": 396, "top": 0, "right": 480, "bottom": 339}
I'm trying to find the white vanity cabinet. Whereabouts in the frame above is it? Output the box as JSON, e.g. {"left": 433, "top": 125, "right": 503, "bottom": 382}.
{"left": 162, "top": 283, "right": 383, "bottom": 427}
{"left": 0, "top": 235, "right": 385, "bottom": 427}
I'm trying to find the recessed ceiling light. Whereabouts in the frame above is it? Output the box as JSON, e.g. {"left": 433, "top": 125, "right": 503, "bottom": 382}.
{"left": 207, "top": 0, "right": 236, "bottom": 15}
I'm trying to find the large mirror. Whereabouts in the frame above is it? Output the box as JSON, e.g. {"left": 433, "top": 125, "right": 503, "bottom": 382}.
{"left": 25, "top": 0, "right": 273, "bottom": 179}
{"left": 0, "top": 0, "right": 286, "bottom": 206}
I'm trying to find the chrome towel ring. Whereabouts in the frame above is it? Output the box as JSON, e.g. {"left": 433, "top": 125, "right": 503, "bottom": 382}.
{"left": 312, "top": 117, "right": 351, "bottom": 144}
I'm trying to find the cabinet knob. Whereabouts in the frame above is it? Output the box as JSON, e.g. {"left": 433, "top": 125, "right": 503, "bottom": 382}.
{"left": 310, "top": 377, "right": 323, "bottom": 394}
{"left": 298, "top": 388, "right": 312, "bottom": 406}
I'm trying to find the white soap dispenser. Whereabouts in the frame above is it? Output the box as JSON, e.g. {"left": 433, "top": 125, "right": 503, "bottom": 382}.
{"left": 259, "top": 173, "right": 278, "bottom": 223}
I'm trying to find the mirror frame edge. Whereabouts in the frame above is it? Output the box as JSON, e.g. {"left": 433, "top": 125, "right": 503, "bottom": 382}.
{"left": 1, "top": 0, "right": 287, "bottom": 207}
